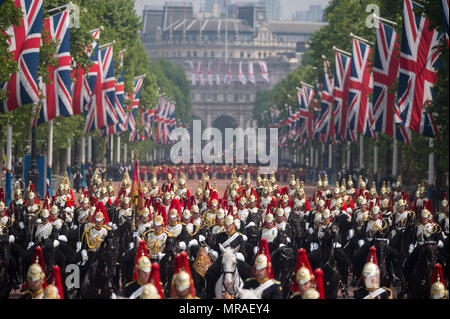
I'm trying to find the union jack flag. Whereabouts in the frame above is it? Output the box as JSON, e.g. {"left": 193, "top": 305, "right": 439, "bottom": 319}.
{"left": 332, "top": 50, "right": 351, "bottom": 142}
{"left": 314, "top": 58, "right": 334, "bottom": 143}
{"left": 100, "top": 50, "right": 127, "bottom": 137}
{"left": 127, "top": 76, "right": 145, "bottom": 142}
{"left": 84, "top": 44, "right": 118, "bottom": 134}
{"left": 71, "top": 28, "right": 100, "bottom": 115}
{"left": 1, "top": 0, "right": 43, "bottom": 113}
{"left": 35, "top": 9, "right": 72, "bottom": 126}
{"left": 395, "top": 0, "right": 442, "bottom": 138}
{"left": 298, "top": 83, "right": 315, "bottom": 140}
{"left": 347, "top": 38, "right": 375, "bottom": 141}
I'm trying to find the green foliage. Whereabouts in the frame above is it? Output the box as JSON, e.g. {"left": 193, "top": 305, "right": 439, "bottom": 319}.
{"left": 1, "top": 0, "right": 190, "bottom": 169}
{"left": 253, "top": 0, "right": 448, "bottom": 183}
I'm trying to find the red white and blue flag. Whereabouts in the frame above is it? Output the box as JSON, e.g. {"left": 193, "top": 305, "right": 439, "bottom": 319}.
{"left": 395, "top": 0, "right": 442, "bottom": 138}
{"left": 314, "top": 57, "right": 334, "bottom": 143}
{"left": 35, "top": 9, "right": 72, "bottom": 126}
{"left": 84, "top": 44, "right": 118, "bottom": 134}
{"left": 347, "top": 37, "right": 375, "bottom": 141}
{"left": 332, "top": 50, "right": 351, "bottom": 142}
{"left": 127, "top": 75, "right": 145, "bottom": 142}
{"left": 1, "top": 0, "right": 43, "bottom": 113}
{"left": 71, "top": 28, "right": 101, "bottom": 116}
{"left": 298, "top": 83, "right": 315, "bottom": 141}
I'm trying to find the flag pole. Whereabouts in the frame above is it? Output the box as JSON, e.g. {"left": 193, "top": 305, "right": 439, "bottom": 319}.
{"left": 48, "top": 120, "right": 53, "bottom": 196}
{"left": 349, "top": 32, "right": 374, "bottom": 46}
{"left": 428, "top": 138, "right": 434, "bottom": 189}
{"left": 81, "top": 136, "right": 86, "bottom": 187}
{"left": 392, "top": 138, "right": 398, "bottom": 177}
{"left": 359, "top": 134, "right": 364, "bottom": 172}
{"left": 373, "top": 14, "right": 398, "bottom": 26}
{"left": 333, "top": 46, "right": 351, "bottom": 57}
{"left": 6, "top": 121, "right": 12, "bottom": 206}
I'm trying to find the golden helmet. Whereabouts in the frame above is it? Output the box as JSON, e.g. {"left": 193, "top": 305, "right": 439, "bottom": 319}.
{"left": 248, "top": 195, "right": 256, "bottom": 203}
{"left": 195, "top": 187, "right": 203, "bottom": 197}
{"left": 265, "top": 213, "right": 274, "bottom": 224}
{"left": 179, "top": 178, "right": 186, "bottom": 187}
{"left": 217, "top": 208, "right": 225, "bottom": 219}
{"left": 137, "top": 255, "right": 152, "bottom": 273}
{"left": 289, "top": 175, "right": 296, "bottom": 186}
{"left": 254, "top": 254, "right": 268, "bottom": 270}
{"left": 245, "top": 173, "right": 251, "bottom": 185}
{"left": 270, "top": 173, "right": 276, "bottom": 184}
{"left": 211, "top": 199, "right": 219, "bottom": 207}
{"left": 430, "top": 281, "right": 448, "bottom": 299}
{"left": 140, "top": 283, "right": 161, "bottom": 299}
{"left": 151, "top": 174, "right": 158, "bottom": 186}
{"left": 139, "top": 207, "right": 150, "bottom": 217}
{"left": 397, "top": 199, "right": 407, "bottom": 207}
{"left": 363, "top": 260, "right": 379, "bottom": 278}
{"left": 174, "top": 271, "right": 191, "bottom": 291}
{"left": 182, "top": 209, "right": 191, "bottom": 219}
{"left": 317, "top": 175, "right": 323, "bottom": 188}
{"left": 282, "top": 194, "right": 289, "bottom": 202}
{"left": 347, "top": 175, "right": 353, "bottom": 187}
{"left": 224, "top": 214, "right": 234, "bottom": 226}
{"left": 153, "top": 215, "right": 164, "bottom": 226}
{"left": 43, "top": 284, "right": 61, "bottom": 299}
{"left": 276, "top": 207, "right": 285, "bottom": 217}
{"left": 0, "top": 202, "right": 5, "bottom": 211}
{"left": 334, "top": 182, "right": 340, "bottom": 194}
{"left": 296, "top": 266, "right": 313, "bottom": 285}
{"left": 380, "top": 181, "right": 387, "bottom": 195}
{"left": 28, "top": 192, "right": 35, "bottom": 200}
{"left": 370, "top": 182, "right": 377, "bottom": 196}
{"left": 239, "top": 197, "right": 247, "bottom": 205}
{"left": 322, "top": 209, "right": 331, "bottom": 219}
{"left": 40, "top": 209, "right": 50, "bottom": 219}
{"left": 323, "top": 175, "right": 329, "bottom": 187}
{"left": 191, "top": 205, "right": 200, "bottom": 214}
{"left": 27, "top": 263, "right": 45, "bottom": 283}
{"left": 169, "top": 208, "right": 179, "bottom": 218}
{"left": 164, "top": 192, "right": 171, "bottom": 200}
{"left": 421, "top": 208, "right": 431, "bottom": 219}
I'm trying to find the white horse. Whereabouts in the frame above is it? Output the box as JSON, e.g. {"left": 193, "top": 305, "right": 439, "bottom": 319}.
{"left": 215, "top": 244, "right": 244, "bottom": 299}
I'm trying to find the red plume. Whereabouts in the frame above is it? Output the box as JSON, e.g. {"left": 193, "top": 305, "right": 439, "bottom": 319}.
{"left": 49, "top": 265, "right": 64, "bottom": 299}
{"left": 90, "top": 201, "right": 110, "bottom": 224}
{"left": 133, "top": 241, "right": 150, "bottom": 281}
{"left": 406, "top": 193, "right": 410, "bottom": 207}
{"left": 444, "top": 193, "right": 448, "bottom": 201}
{"left": 291, "top": 248, "right": 313, "bottom": 292}
{"left": 252, "top": 238, "right": 273, "bottom": 279}
{"left": 367, "top": 246, "right": 378, "bottom": 265}
{"left": 171, "top": 252, "right": 195, "bottom": 298}
{"left": 149, "top": 263, "right": 165, "bottom": 299}
{"left": 314, "top": 268, "right": 325, "bottom": 299}
{"left": 431, "top": 264, "right": 447, "bottom": 291}
{"left": 24, "top": 246, "right": 47, "bottom": 289}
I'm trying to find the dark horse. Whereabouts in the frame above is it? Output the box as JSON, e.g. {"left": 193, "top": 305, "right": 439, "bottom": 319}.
{"left": 79, "top": 234, "right": 120, "bottom": 299}
{"left": 308, "top": 225, "right": 350, "bottom": 299}
{"left": 0, "top": 236, "right": 12, "bottom": 299}
{"left": 158, "top": 236, "right": 180, "bottom": 297}
{"left": 405, "top": 242, "right": 438, "bottom": 299}
{"left": 270, "top": 232, "right": 296, "bottom": 299}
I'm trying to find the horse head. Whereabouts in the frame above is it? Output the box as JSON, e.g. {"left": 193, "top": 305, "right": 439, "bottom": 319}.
{"left": 219, "top": 244, "right": 240, "bottom": 294}
{"left": 42, "top": 238, "right": 56, "bottom": 278}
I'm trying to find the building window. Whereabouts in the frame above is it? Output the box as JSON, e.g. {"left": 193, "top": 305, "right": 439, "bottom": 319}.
{"left": 234, "top": 94, "right": 238, "bottom": 102}
{"left": 223, "top": 94, "right": 228, "bottom": 102}
{"left": 187, "top": 51, "right": 191, "bottom": 57}
{"left": 240, "top": 52, "right": 244, "bottom": 58}
{"left": 245, "top": 94, "right": 250, "bottom": 102}
{"left": 222, "top": 51, "right": 225, "bottom": 57}
{"left": 213, "top": 93, "right": 217, "bottom": 102}
{"left": 258, "top": 52, "right": 262, "bottom": 58}
{"left": 247, "top": 52, "right": 251, "bottom": 58}
{"left": 211, "top": 51, "right": 214, "bottom": 57}
{"left": 172, "top": 51, "right": 176, "bottom": 57}
{"left": 264, "top": 52, "right": 266, "bottom": 58}
{"left": 193, "top": 51, "right": 197, "bottom": 57}
{"left": 178, "top": 51, "right": 181, "bottom": 57}
{"left": 202, "top": 93, "right": 206, "bottom": 101}
{"left": 204, "top": 51, "right": 208, "bottom": 57}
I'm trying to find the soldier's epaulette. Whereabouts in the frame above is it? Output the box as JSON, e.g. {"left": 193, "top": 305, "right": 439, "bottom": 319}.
{"left": 245, "top": 277, "right": 257, "bottom": 282}
{"left": 124, "top": 280, "right": 136, "bottom": 288}
{"left": 272, "top": 279, "right": 281, "bottom": 285}
{"left": 104, "top": 225, "right": 112, "bottom": 231}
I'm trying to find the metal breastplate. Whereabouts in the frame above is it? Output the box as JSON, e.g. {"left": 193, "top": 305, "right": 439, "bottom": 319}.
{"left": 238, "top": 209, "right": 248, "bottom": 221}
{"left": 146, "top": 232, "right": 168, "bottom": 258}
{"left": 87, "top": 227, "right": 108, "bottom": 251}
{"left": 137, "top": 222, "right": 152, "bottom": 237}
{"left": 261, "top": 227, "right": 278, "bottom": 243}
{"left": 36, "top": 223, "right": 53, "bottom": 242}
{"left": 168, "top": 223, "right": 183, "bottom": 237}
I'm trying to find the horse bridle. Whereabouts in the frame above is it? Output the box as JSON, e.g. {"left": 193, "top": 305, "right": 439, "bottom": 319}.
{"left": 221, "top": 256, "right": 239, "bottom": 296}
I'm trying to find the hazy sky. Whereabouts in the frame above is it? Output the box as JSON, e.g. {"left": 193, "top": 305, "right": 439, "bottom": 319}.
{"left": 134, "top": 0, "right": 331, "bottom": 19}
